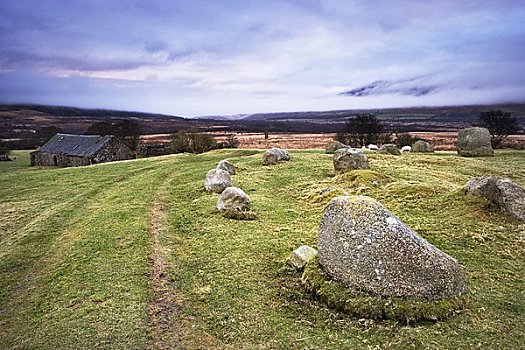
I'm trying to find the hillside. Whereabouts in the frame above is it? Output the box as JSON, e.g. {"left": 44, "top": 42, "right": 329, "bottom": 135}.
{"left": 1, "top": 150, "right": 525, "bottom": 349}
{"left": 2, "top": 104, "right": 525, "bottom": 143}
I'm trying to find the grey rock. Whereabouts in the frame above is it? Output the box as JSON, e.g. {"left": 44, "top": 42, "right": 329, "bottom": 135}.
{"left": 217, "top": 186, "right": 251, "bottom": 212}
{"left": 318, "top": 196, "right": 468, "bottom": 300}
{"left": 287, "top": 245, "right": 318, "bottom": 271}
{"left": 378, "top": 143, "right": 401, "bottom": 155}
{"left": 217, "top": 159, "right": 236, "bottom": 175}
{"left": 333, "top": 148, "right": 369, "bottom": 173}
{"left": 464, "top": 176, "right": 525, "bottom": 221}
{"left": 325, "top": 140, "right": 350, "bottom": 154}
{"left": 412, "top": 140, "right": 434, "bottom": 153}
{"left": 457, "top": 127, "right": 494, "bottom": 157}
{"left": 204, "top": 169, "right": 232, "bottom": 193}
{"left": 262, "top": 147, "right": 290, "bottom": 165}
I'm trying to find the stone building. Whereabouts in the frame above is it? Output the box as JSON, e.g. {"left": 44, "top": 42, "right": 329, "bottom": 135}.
{"left": 30, "top": 133, "right": 135, "bottom": 167}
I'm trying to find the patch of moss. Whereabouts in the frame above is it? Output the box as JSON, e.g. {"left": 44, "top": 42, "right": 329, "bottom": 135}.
{"left": 301, "top": 256, "right": 467, "bottom": 325}
{"left": 337, "top": 169, "right": 392, "bottom": 188}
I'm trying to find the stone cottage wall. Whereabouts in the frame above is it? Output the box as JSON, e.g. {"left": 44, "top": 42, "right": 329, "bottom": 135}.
{"left": 91, "top": 138, "right": 135, "bottom": 164}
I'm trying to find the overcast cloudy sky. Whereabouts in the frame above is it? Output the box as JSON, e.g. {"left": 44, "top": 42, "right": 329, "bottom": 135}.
{"left": 1, "top": 0, "right": 524, "bottom": 116}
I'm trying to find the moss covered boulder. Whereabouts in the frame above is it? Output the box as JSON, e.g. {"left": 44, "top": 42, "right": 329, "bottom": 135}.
{"left": 318, "top": 196, "right": 468, "bottom": 300}
{"left": 217, "top": 186, "right": 256, "bottom": 220}
{"left": 457, "top": 127, "right": 494, "bottom": 157}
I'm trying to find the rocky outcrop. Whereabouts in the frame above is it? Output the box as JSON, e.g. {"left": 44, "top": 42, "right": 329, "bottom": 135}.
{"left": 204, "top": 169, "right": 232, "bottom": 194}
{"left": 457, "top": 127, "right": 494, "bottom": 157}
{"left": 262, "top": 147, "right": 290, "bottom": 165}
{"left": 287, "top": 245, "right": 318, "bottom": 271}
{"left": 378, "top": 144, "right": 401, "bottom": 155}
{"left": 318, "top": 196, "right": 468, "bottom": 300}
{"left": 325, "top": 140, "right": 350, "bottom": 154}
{"left": 333, "top": 148, "right": 369, "bottom": 173}
{"left": 464, "top": 176, "right": 525, "bottom": 221}
{"left": 217, "top": 159, "right": 236, "bottom": 175}
{"left": 412, "top": 140, "right": 434, "bottom": 153}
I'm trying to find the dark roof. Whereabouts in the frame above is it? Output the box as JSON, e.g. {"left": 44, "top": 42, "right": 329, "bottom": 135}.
{"left": 38, "top": 133, "right": 114, "bottom": 157}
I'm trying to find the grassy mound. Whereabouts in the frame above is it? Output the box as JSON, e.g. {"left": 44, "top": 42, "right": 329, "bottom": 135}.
{"left": 301, "top": 256, "right": 467, "bottom": 325}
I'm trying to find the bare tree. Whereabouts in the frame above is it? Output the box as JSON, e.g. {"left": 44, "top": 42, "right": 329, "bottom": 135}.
{"left": 478, "top": 110, "right": 520, "bottom": 148}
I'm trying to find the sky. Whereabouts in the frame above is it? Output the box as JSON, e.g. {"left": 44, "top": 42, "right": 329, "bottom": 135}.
{"left": 1, "top": 0, "right": 524, "bottom": 117}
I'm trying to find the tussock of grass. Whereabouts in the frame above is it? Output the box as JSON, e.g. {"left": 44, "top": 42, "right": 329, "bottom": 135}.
{"left": 301, "top": 256, "right": 467, "bottom": 325}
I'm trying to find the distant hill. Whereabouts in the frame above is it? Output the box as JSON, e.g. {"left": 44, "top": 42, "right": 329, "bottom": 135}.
{"left": 1, "top": 103, "right": 524, "bottom": 144}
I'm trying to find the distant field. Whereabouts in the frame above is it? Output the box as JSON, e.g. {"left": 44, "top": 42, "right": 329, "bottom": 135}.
{"left": 143, "top": 132, "right": 525, "bottom": 151}
{"left": 1, "top": 149, "right": 525, "bottom": 349}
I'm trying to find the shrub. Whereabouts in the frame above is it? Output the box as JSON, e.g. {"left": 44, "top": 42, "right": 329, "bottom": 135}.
{"left": 395, "top": 132, "right": 418, "bottom": 147}
{"left": 478, "top": 110, "right": 521, "bottom": 148}
{"left": 171, "top": 131, "right": 217, "bottom": 154}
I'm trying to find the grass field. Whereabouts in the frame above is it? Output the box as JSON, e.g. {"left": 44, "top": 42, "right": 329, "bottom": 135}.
{"left": 1, "top": 149, "right": 524, "bottom": 349}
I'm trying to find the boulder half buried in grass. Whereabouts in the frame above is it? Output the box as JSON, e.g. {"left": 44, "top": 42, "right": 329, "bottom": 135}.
{"left": 204, "top": 169, "right": 232, "bottom": 194}
{"left": 262, "top": 147, "right": 290, "bottom": 165}
{"left": 318, "top": 196, "right": 468, "bottom": 300}
{"left": 464, "top": 176, "right": 525, "bottom": 221}
{"left": 333, "top": 148, "right": 368, "bottom": 173}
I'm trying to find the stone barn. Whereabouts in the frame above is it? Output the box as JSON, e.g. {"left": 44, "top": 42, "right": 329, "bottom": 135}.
{"left": 30, "top": 133, "right": 135, "bottom": 167}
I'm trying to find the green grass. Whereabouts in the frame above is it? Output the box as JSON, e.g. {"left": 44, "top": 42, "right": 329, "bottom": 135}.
{"left": 1, "top": 149, "right": 525, "bottom": 349}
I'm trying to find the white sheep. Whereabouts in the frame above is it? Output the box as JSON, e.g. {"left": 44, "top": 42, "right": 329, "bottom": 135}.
{"left": 367, "top": 144, "right": 379, "bottom": 151}
{"left": 401, "top": 145, "right": 412, "bottom": 153}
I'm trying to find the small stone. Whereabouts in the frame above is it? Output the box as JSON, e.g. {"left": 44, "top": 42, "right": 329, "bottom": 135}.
{"left": 204, "top": 169, "right": 232, "bottom": 193}
{"left": 217, "top": 159, "right": 236, "bottom": 175}
{"left": 262, "top": 147, "right": 290, "bottom": 165}
{"left": 378, "top": 144, "right": 401, "bottom": 155}
{"left": 217, "top": 186, "right": 251, "bottom": 212}
{"left": 412, "top": 140, "right": 434, "bottom": 153}
{"left": 287, "top": 245, "right": 318, "bottom": 271}
{"left": 325, "top": 140, "right": 350, "bottom": 154}
{"left": 333, "top": 148, "right": 369, "bottom": 173}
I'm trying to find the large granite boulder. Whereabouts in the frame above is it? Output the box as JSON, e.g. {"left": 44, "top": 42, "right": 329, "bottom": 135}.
{"left": 378, "top": 143, "right": 401, "bottom": 155}
{"left": 262, "top": 147, "right": 290, "bottom": 165}
{"left": 464, "top": 176, "right": 525, "bottom": 221}
{"left": 325, "top": 140, "right": 350, "bottom": 154}
{"left": 457, "top": 127, "right": 494, "bottom": 157}
{"left": 217, "top": 159, "right": 236, "bottom": 175}
{"left": 204, "top": 169, "right": 232, "bottom": 193}
{"left": 333, "top": 148, "right": 369, "bottom": 173}
{"left": 412, "top": 140, "right": 434, "bottom": 153}
{"left": 318, "top": 196, "right": 468, "bottom": 300}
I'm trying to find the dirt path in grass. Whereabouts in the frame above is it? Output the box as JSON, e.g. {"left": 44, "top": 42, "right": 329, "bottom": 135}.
{"left": 147, "top": 196, "right": 185, "bottom": 350}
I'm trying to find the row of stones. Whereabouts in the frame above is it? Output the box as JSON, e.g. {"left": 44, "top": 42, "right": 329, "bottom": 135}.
{"left": 203, "top": 148, "right": 291, "bottom": 219}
